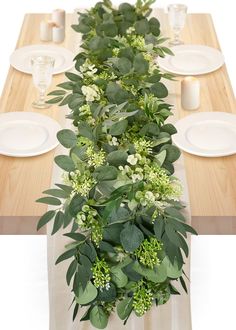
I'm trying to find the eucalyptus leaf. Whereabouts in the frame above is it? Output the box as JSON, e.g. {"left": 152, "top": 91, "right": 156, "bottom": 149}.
{"left": 120, "top": 224, "right": 144, "bottom": 252}
{"left": 107, "top": 150, "right": 128, "bottom": 166}
{"left": 54, "top": 155, "right": 76, "bottom": 172}
{"left": 57, "top": 129, "right": 77, "bottom": 148}
{"left": 117, "top": 297, "right": 133, "bottom": 320}
{"left": 109, "top": 119, "right": 128, "bottom": 136}
{"left": 111, "top": 266, "right": 128, "bottom": 288}
{"left": 76, "top": 281, "right": 98, "bottom": 305}
{"left": 90, "top": 305, "right": 108, "bottom": 329}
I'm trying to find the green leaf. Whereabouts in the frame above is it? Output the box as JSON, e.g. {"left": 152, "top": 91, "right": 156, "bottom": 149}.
{"left": 117, "top": 297, "right": 133, "bottom": 320}
{"left": 90, "top": 306, "right": 108, "bottom": 329}
{"left": 46, "top": 96, "right": 64, "bottom": 104}
{"left": 149, "top": 17, "right": 160, "bottom": 36}
{"left": 102, "top": 22, "right": 118, "bottom": 37}
{"left": 94, "top": 165, "right": 118, "bottom": 181}
{"left": 105, "top": 82, "right": 129, "bottom": 104}
{"left": 133, "top": 53, "right": 149, "bottom": 74}
{"left": 132, "top": 261, "right": 167, "bottom": 283}
{"left": 54, "top": 155, "right": 76, "bottom": 172}
{"left": 59, "top": 94, "right": 73, "bottom": 106}
{"left": 36, "top": 197, "right": 61, "bottom": 206}
{"left": 107, "top": 150, "right": 128, "bottom": 166}
{"left": 165, "top": 207, "right": 186, "bottom": 222}
{"left": 150, "top": 82, "right": 168, "bottom": 98}
{"left": 65, "top": 72, "right": 82, "bottom": 82}
{"left": 69, "top": 95, "right": 84, "bottom": 109}
{"left": 111, "top": 266, "right": 128, "bottom": 288}
{"left": 51, "top": 211, "right": 64, "bottom": 235}
{"left": 99, "top": 241, "right": 115, "bottom": 253}
{"left": 55, "top": 183, "right": 73, "bottom": 194}
{"left": 48, "top": 90, "right": 66, "bottom": 96}
{"left": 161, "top": 123, "right": 177, "bottom": 135}
{"left": 161, "top": 47, "right": 174, "bottom": 56}
{"left": 182, "top": 223, "right": 198, "bottom": 235}
{"left": 97, "top": 283, "right": 117, "bottom": 302}
{"left": 37, "top": 210, "right": 56, "bottom": 230}
{"left": 57, "top": 82, "right": 74, "bottom": 90}
{"left": 79, "top": 242, "right": 97, "bottom": 262}
{"left": 162, "top": 257, "right": 182, "bottom": 278}
{"left": 154, "top": 216, "right": 165, "bottom": 239}
{"left": 57, "top": 129, "right": 77, "bottom": 148}
{"left": 180, "top": 275, "right": 188, "bottom": 293}
{"left": 64, "top": 232, "right": 86, "bottom": 241}
{"left": 160, "top": 145, "right": 181, "bottom": 163}
{"left": 76, "top": 281, "right": 98, "bottom": 305}
{"left": 140, "top": 123, "right": 160, "bottom": 137}
{"left": 56, "top": 248, "right": 77, "bottom": 264}
{"left": 73, "top": 303, "right": 79, "bottom": 321}
{"left": 66, "top": 259, "right": 77, "bottom": 285}
{"left": 116, "top": 57, "right": 132, "bottom": 74}
{"left": 43, "top": 188, "right": 69, "bottom": 199}
{"left": 154, "top": 150, "right": 167, "bottom": 166}
{"left": 77, "top": 122, "right": 95, "bottom": 141}
{"left": 69, "top": 194, "right": 85, "bottom": 217}
{"left": 103, "top": 224, "right": 123, "bottom": 244}
{"left": 109, "top": 119, "right": 128, "bottom": 136}
{"left": 120, "top": 224, "right": 144, "bottom": 252}
{"left": 134, "top": 18, "right": 150, "bottom": 35}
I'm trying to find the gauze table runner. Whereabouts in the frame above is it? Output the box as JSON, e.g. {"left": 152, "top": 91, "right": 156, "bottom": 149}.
{"left": 47, "top": 9, "right": 192, "bottom": 330}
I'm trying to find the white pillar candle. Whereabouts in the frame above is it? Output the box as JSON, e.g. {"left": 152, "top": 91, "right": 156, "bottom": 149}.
{"left": 40, "top": 21, "right": 52, "bottom": 41}
{"left": 181, "top": 76, "right": 200, "bottom": 110}
{"left": 52, "top": 25, "right": 65, "bottom": 43}
{"left": 52, "top": 9, "right": 66, "bottom": 27}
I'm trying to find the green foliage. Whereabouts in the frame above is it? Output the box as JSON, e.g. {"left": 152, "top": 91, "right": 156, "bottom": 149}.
{"left": 37, "top": 0, "right": 197, "bottom": 328}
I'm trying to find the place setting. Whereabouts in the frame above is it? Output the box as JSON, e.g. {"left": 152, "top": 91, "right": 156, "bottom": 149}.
{"left": 158, "top": 4, "right": 225, "bottom": 75}
{"left": 158, "top": 3, "right": 236, "bottom": 158}
{"left": 0, "top": 9, "right": 76, "bottom": 158}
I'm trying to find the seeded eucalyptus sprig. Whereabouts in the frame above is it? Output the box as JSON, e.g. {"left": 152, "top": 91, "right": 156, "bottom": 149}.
{"left": 37, "top": 1, "right": 197, "bottom": 328}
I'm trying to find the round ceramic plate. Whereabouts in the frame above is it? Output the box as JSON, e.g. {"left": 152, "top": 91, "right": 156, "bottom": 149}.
{"left": 173, "top": 112, "right": 236, "bottom": 157}
{"left": 0, "top": 112, "right": 61, "bottom": 157}
{"left": 10, "top": 44, "right": 74, "bottom": 75}
{"left": 158, "top": 45, "right": 224, "bottom": 75}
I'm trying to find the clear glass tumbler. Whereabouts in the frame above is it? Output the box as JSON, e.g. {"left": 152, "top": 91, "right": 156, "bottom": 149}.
{"left": 168, "top": 4, "right": 187, "bottom": 46}
{"left": 31, "top": 56, "right": 55, "bottom": 109}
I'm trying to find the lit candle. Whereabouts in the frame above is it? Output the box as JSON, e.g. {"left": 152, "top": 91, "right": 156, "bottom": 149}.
{"left": 40, "top": 20, "right": 53, "bottom": 41}
{"left": 181, "top": 76, "right": 200, "bottom": 110}
{"left": 52, "top": 9, "right": 66, "bottom": 27}
{"left": 52, "top": 25, "right": 65, "bottom": 43}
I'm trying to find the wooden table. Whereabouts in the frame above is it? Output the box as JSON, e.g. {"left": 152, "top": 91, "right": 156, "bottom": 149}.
{"left": 0, "top": 10, "right": 235, "bottom": 234}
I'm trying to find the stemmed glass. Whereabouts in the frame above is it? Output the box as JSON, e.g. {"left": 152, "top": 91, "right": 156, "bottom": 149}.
{"left": 31, "top": 56, "right": 55, "bottom": 109}
{"left": 168, "top": 4, "right": 187, "bottom": 46}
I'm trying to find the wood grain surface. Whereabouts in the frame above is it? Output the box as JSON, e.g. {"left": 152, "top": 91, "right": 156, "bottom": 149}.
{"left": 0, "top": 11, "right": 235, "bottom": 234}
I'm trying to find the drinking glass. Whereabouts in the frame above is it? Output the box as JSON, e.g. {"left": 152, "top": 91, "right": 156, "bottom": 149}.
{"left": 168, "top": 4, "right": 187, "bottom": 46}
{"left": 31, "top": 56, "right": 55, "bottom": 109}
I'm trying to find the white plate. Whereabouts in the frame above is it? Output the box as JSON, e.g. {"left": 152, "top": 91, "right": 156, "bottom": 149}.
{"left": 0, "top": 112, "right": 61, "bottom": 157}
{"left": 10, "top": 45, "right": 74, "bottom": 75}
{"left": 158, "top": 45, "right": 224, "bottom": 75}
{"left": 172, "top": 112, "right": 236, "bottom": 157}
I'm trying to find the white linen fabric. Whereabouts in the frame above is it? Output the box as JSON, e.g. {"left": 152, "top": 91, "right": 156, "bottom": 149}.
{"left": 47, "top": 9, "right": 192, "bottom": 330}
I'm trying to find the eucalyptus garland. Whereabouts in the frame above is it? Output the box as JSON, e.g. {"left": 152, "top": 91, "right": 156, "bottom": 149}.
{"left": 37, "top": 0, "right": 197, "bottom": 328}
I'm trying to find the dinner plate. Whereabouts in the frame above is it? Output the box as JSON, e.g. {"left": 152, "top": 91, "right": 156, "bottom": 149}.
{"left": 0, "top": 112, "right": 61, "bottom": 157}
{"left": 158, "top": 45, "right": 224, "bottom": 75}
{"left": 10, "top": 45, "right": 74, "bottom": 75}
{"left": 172, "top": 112, "right": 236, "bottom": 157}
